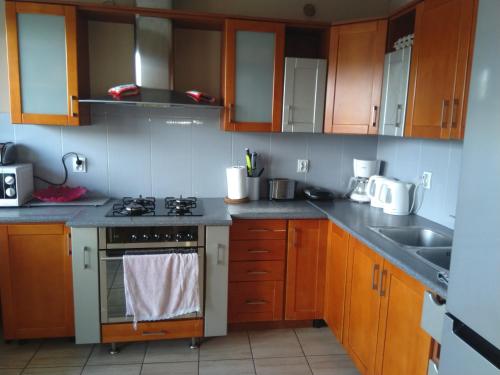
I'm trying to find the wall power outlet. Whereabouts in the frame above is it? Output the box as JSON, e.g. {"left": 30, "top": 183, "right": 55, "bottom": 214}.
{"left": 422, "top": 171, "right": 432, "bottom": 189}
{"left": 297, "top": 159, "right": 309, "bottom": 173}
{"left": 73, "top": 156, "right": 87, "bottom": 173}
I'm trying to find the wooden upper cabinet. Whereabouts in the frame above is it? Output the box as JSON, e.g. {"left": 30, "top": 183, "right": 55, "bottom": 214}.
{"left": 222, "top": 19, "right": 285, "bottom": 132}
{"left": 324, "top": 222, "right": 350, "bottom": 342}
{"left": 404, "top": 0, "right": 477, "bottom": 140}
{"left": 374, "top": 261, "right": 431, "bottom": 375}
{"left": 0, "top": 224, "right": 74, "bottom": 339}
{"left": 343, "top": 237, "right": 384, "bottom": 375}
{"left": 5, "top": 2, "right": 86, "bottom": 126}
{"left": 285, "top": 220, "right": 327, "bottom": 320}
{"left": 324, "top": 20, "right": 387, "bottom": 135}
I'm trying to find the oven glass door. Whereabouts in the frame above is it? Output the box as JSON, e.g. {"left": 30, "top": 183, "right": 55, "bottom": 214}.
{"left": 99, "top": 248, "right": 205, "bottom": 324}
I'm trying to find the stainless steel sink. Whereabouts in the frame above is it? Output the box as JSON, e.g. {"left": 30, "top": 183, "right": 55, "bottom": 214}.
{"left": 416, "top": 248, "right": 452, "bottom": 271}
{"left": 369, "top": 226, "right": 453, "bottom": 248}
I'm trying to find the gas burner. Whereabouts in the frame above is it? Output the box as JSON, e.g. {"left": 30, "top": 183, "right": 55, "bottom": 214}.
{"left": 110, "top": 196, "right": 156, "bottom": 217}
{"left": 165, "top": 196, "right": 198, "bottom": 216}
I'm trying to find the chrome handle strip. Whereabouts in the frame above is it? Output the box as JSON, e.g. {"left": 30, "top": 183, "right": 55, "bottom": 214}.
{"left": 83, "top": 246, "right": 90, "bottom": 269}
{"left": 372, "top": 263, "right": 380, "bottom": 290}
{"left": 379, "top": 269, "right": 388, "bottom": 297}
{"left": 440, "top": 99, "right": 450, "bottom": 128}
{"left": 395, "top": 104, "right": 403, "bottom": 128}
{"left": 372, "top": 105, "right": 379, "bottom": 128}
{"left": 247, "top": 270, "right": 270, "bottom": 275}
{"left": 245, "top": 300, "right": 268, "bottom": 305}
{"left": 247, "top": 249, "right": 270, "bottom": 254}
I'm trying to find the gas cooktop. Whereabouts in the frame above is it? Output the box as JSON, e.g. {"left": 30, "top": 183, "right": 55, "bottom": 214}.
{"left": 106, "top": 196, "right": 203, "bottom": 217}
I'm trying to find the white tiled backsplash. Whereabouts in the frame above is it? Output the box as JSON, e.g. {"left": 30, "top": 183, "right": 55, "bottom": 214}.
{"left": 0, "top": 107, "right": 461, "bottom": 228}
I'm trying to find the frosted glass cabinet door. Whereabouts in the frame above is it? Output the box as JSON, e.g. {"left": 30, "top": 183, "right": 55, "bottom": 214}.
{"left": 223, "top": 20, "right": 285, "bottom": 132}
{"left": 282, "top": 57, "right": 327, "bottom": 133}
{"left": 379, "top": 47, "right": 412, "bottom": 137}
{"left": 5, "top": 2, "right": 81, "bottom": 126}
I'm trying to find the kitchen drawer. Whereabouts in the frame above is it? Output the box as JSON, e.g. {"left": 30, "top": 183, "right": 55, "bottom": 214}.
{"left": 230, "top": 239, "right": 286, "bottom": 261}
{"left": 101, "top": 318, "right": 203, "bottom": 343}
{"left": 229, "top": 261, "right": 285, "bottom": 282}
{"left": 230, "top": 220, "right": 287, "bottom": 240}
{"left": 228, "top": 281, "right": 284, "bottom": 323}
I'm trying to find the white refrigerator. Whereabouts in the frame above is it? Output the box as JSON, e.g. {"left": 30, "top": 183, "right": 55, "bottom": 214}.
{"left": 439, "top": 0, "right": 500, "bottom": 374}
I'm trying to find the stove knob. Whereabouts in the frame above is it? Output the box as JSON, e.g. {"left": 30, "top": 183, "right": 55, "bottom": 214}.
{"left": 175, "top": 233, "right": 185, "bottom": 242}
{"left": 164, "top": 233, "right": 172, "bottom": 241}
{"left": 142, "top": 233, "right": 150, "bottom": 241}
{"left": 130, "top": 234, "right": 139, "bottom": 242}
{"left": 152, "top": 233, "right": 161, "bottom": 241}
{"left": 185, "top": 233, "right": 194, "bottom": 241}
{"left": 4, "top": 175, "right": 15, "bottom": 185}
{"left": 5, "top": 187, "right": 15, "bottom": 197}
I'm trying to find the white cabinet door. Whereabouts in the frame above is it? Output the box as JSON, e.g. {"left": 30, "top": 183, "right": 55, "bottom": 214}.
{"left": 379, "top": 47, "right": 412, "bottom": 136}
{"left": 282, "top": 57, "right": 327, "bottom": 133}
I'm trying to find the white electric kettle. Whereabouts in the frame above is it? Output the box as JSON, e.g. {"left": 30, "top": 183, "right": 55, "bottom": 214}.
{"left": 379, "top": 180, "right": 414, "bottom": 215}
{"left": 367, "top": 176, "right": 393, "bottom": 208}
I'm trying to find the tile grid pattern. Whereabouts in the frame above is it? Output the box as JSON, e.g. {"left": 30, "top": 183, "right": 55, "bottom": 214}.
{"left": 0, "top": 328, "right": 360, "bottom": 375}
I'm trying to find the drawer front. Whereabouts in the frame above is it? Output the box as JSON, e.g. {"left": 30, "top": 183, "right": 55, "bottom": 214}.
{"left": 230, "top": 219, "right": 287, "bottom": 240}
{"left": 101, "top": 318, "right": 203, "bottom": 343}
{"left": 228, "top": 281, "right": 283, "bottom": 323}
{"left": 229, "top": 260, "right": 285, "bottom": 282}
{"left": 230, "top": 239, "right": 286, "bottom": 261}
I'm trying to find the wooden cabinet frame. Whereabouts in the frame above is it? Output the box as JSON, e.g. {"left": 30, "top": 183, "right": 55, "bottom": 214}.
{"left": 222, "top": 19, "right": 285, "bottom": 132}
{"left": 5, "top": 2, "right": 82, "bottom": 126}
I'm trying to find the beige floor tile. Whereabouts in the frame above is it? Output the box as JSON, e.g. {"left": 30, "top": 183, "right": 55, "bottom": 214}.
{"left": 0, "top": 369, "right": 22, "bottom": 375}
{"left": 199, "top": 359, "right": 255, "bottom": 375}
{"left": 254, "top": 357, "right": 312, "bottom": 375}
{"left": 200, "top": 332, "right": 252, "bottom": 361}
{"left": 140, "top": 362, "right": 198, "bottom": 375}
{"left": 144, "top": 339, "right": 198, "bottom": 363}
{"left": 82, "top": 364, "right": 142, "bottom": 375}
{"left": 307, "top": 355, "right": 360, "bottom": 375}
{"left": 0, "top": 341, "right": 40, "bottom": 368}
{"left": 249, "top": 329, "right": 303, "bottom": 359}
{"left": 27, "top": 339, "right": 92, "bottom": 367}
{"left": 87, "top": 343, "right": 146, "bottom": 365}
{"left": 295, "top": 328, "right": 346, "bottom": 356}
{"left": 23, "top": 367, "right": 83, "bottom": 375}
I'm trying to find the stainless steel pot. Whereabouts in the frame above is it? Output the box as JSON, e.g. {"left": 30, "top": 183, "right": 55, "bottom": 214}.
{"left": 268, "top": 178, "right": 296, "bottom": 200}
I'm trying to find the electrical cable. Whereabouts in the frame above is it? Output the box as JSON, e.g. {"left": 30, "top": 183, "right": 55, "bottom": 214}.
{"left": 34, "top": 152, "right": 82, "bottom": 186}
{"left": 410, "top": 180, "right": 424, "bottom": 214}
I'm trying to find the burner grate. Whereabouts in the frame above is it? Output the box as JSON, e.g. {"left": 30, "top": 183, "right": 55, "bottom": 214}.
{"left": 165, "top": 196, "right": 197, "bottom": 216}
{"left": 111, "top": 196, "right": 156, "bottom": 217}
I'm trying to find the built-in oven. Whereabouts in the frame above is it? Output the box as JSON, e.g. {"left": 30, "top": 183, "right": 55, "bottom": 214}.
{"left": 98, "top": 225, "right": 205, "bottom": 324}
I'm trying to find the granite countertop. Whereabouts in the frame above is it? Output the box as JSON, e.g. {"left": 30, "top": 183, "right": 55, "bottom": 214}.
{"left": 309, "top": 199, "right": 451, "bottom": 297}
{"left": 227, "top": 200, "right": 327, "bottom": 219}
{"left": 67, "top": 198, "right": 232, "bottom": 227}
{"left": 0, "top": 205, "right": 84, "bottom": 224}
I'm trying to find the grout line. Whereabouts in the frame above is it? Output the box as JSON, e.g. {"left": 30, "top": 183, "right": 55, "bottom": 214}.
{"left": 246, "top": 331, "right": 257, "bottom": 375}
{"left": 105, "top": 111, "right": 112, "bottom": 197}
{"left": 293, "top": 329, "right": 314, "bottom": 375}
{"left": 20, "top": 339, "right": 43, "bottom": 373}
{"left": 80, "top": 343, "right": 94, "bottom": 374}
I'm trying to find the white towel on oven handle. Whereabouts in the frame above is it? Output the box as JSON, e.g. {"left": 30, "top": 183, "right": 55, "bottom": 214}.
{"left": 123, "top": 252, "right": 200, "bottom": 327}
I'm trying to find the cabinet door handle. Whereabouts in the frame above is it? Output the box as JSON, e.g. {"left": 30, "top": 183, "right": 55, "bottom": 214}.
{"left": 217, "top": 244, "right": 225, "bottom": 265}
{"left": 83, "top": 246, "right": 90, "bottom": 269}
{"left": 372, "top": 263, "right": 380, "bottom": 290}
{"left": 70, "top": 95, "right": 78, "bottom": 117}
{"left": 247, "top": 249, "right": 270, "bottom": 254}
{"left": 440, "top": 99, "right": 450, "bottom": 128}
{"left": 228, "top": 104, "right": 234, "bottom": 123}
{"left": 285, "top": 105, "right": 294, "bottom": 125}
{"left": 395, "top": 104, "right": 403, "bottom": 128}
{"left": 245, "top": 300, "right": 268, "bottom": 305}
{"left": 67, "top": 232, "right": 72, "bottom": 257}
{"left": 371, "top": 106, "right": 379, "bottom": 128}
{"left": 379, "top": 269, "right": 388, "bottom": 297}
{"left": 248, "top": 228, "right": 270, "bottom": 232}
{"left": 247, "top": 270, "right": 269, "bottom": 275}
{"left": 451, "top": 98, "right": 459, "bottom": 128}
{"left": 142, "top": 330, "right": 167, "bottom": 336}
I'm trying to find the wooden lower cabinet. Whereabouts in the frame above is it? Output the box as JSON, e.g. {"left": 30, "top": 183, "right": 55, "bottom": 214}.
{"left": 0, "top": 224, "right": 74, "bottom": 339}
{"left": 324, "top": 222, "right": 350, "bottom": 342}
{"left": 374, "top": 262, "right": 431, "bottom": 375}
{"left": 101, "top": 319, "right": 203, "bottom": 343}
{"left": 343, "top": 237, "right": 385, "bottom": 374}
{"left": 334, "top": 235, "right": 431, "bottom": 375}
{"left": 285, "top": 220, "right": 328, "bottom": 320}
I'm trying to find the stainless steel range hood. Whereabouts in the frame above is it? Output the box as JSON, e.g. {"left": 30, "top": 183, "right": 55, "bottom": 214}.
{"left": 80, "top": 0, "right": 221, "bottom": 110}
